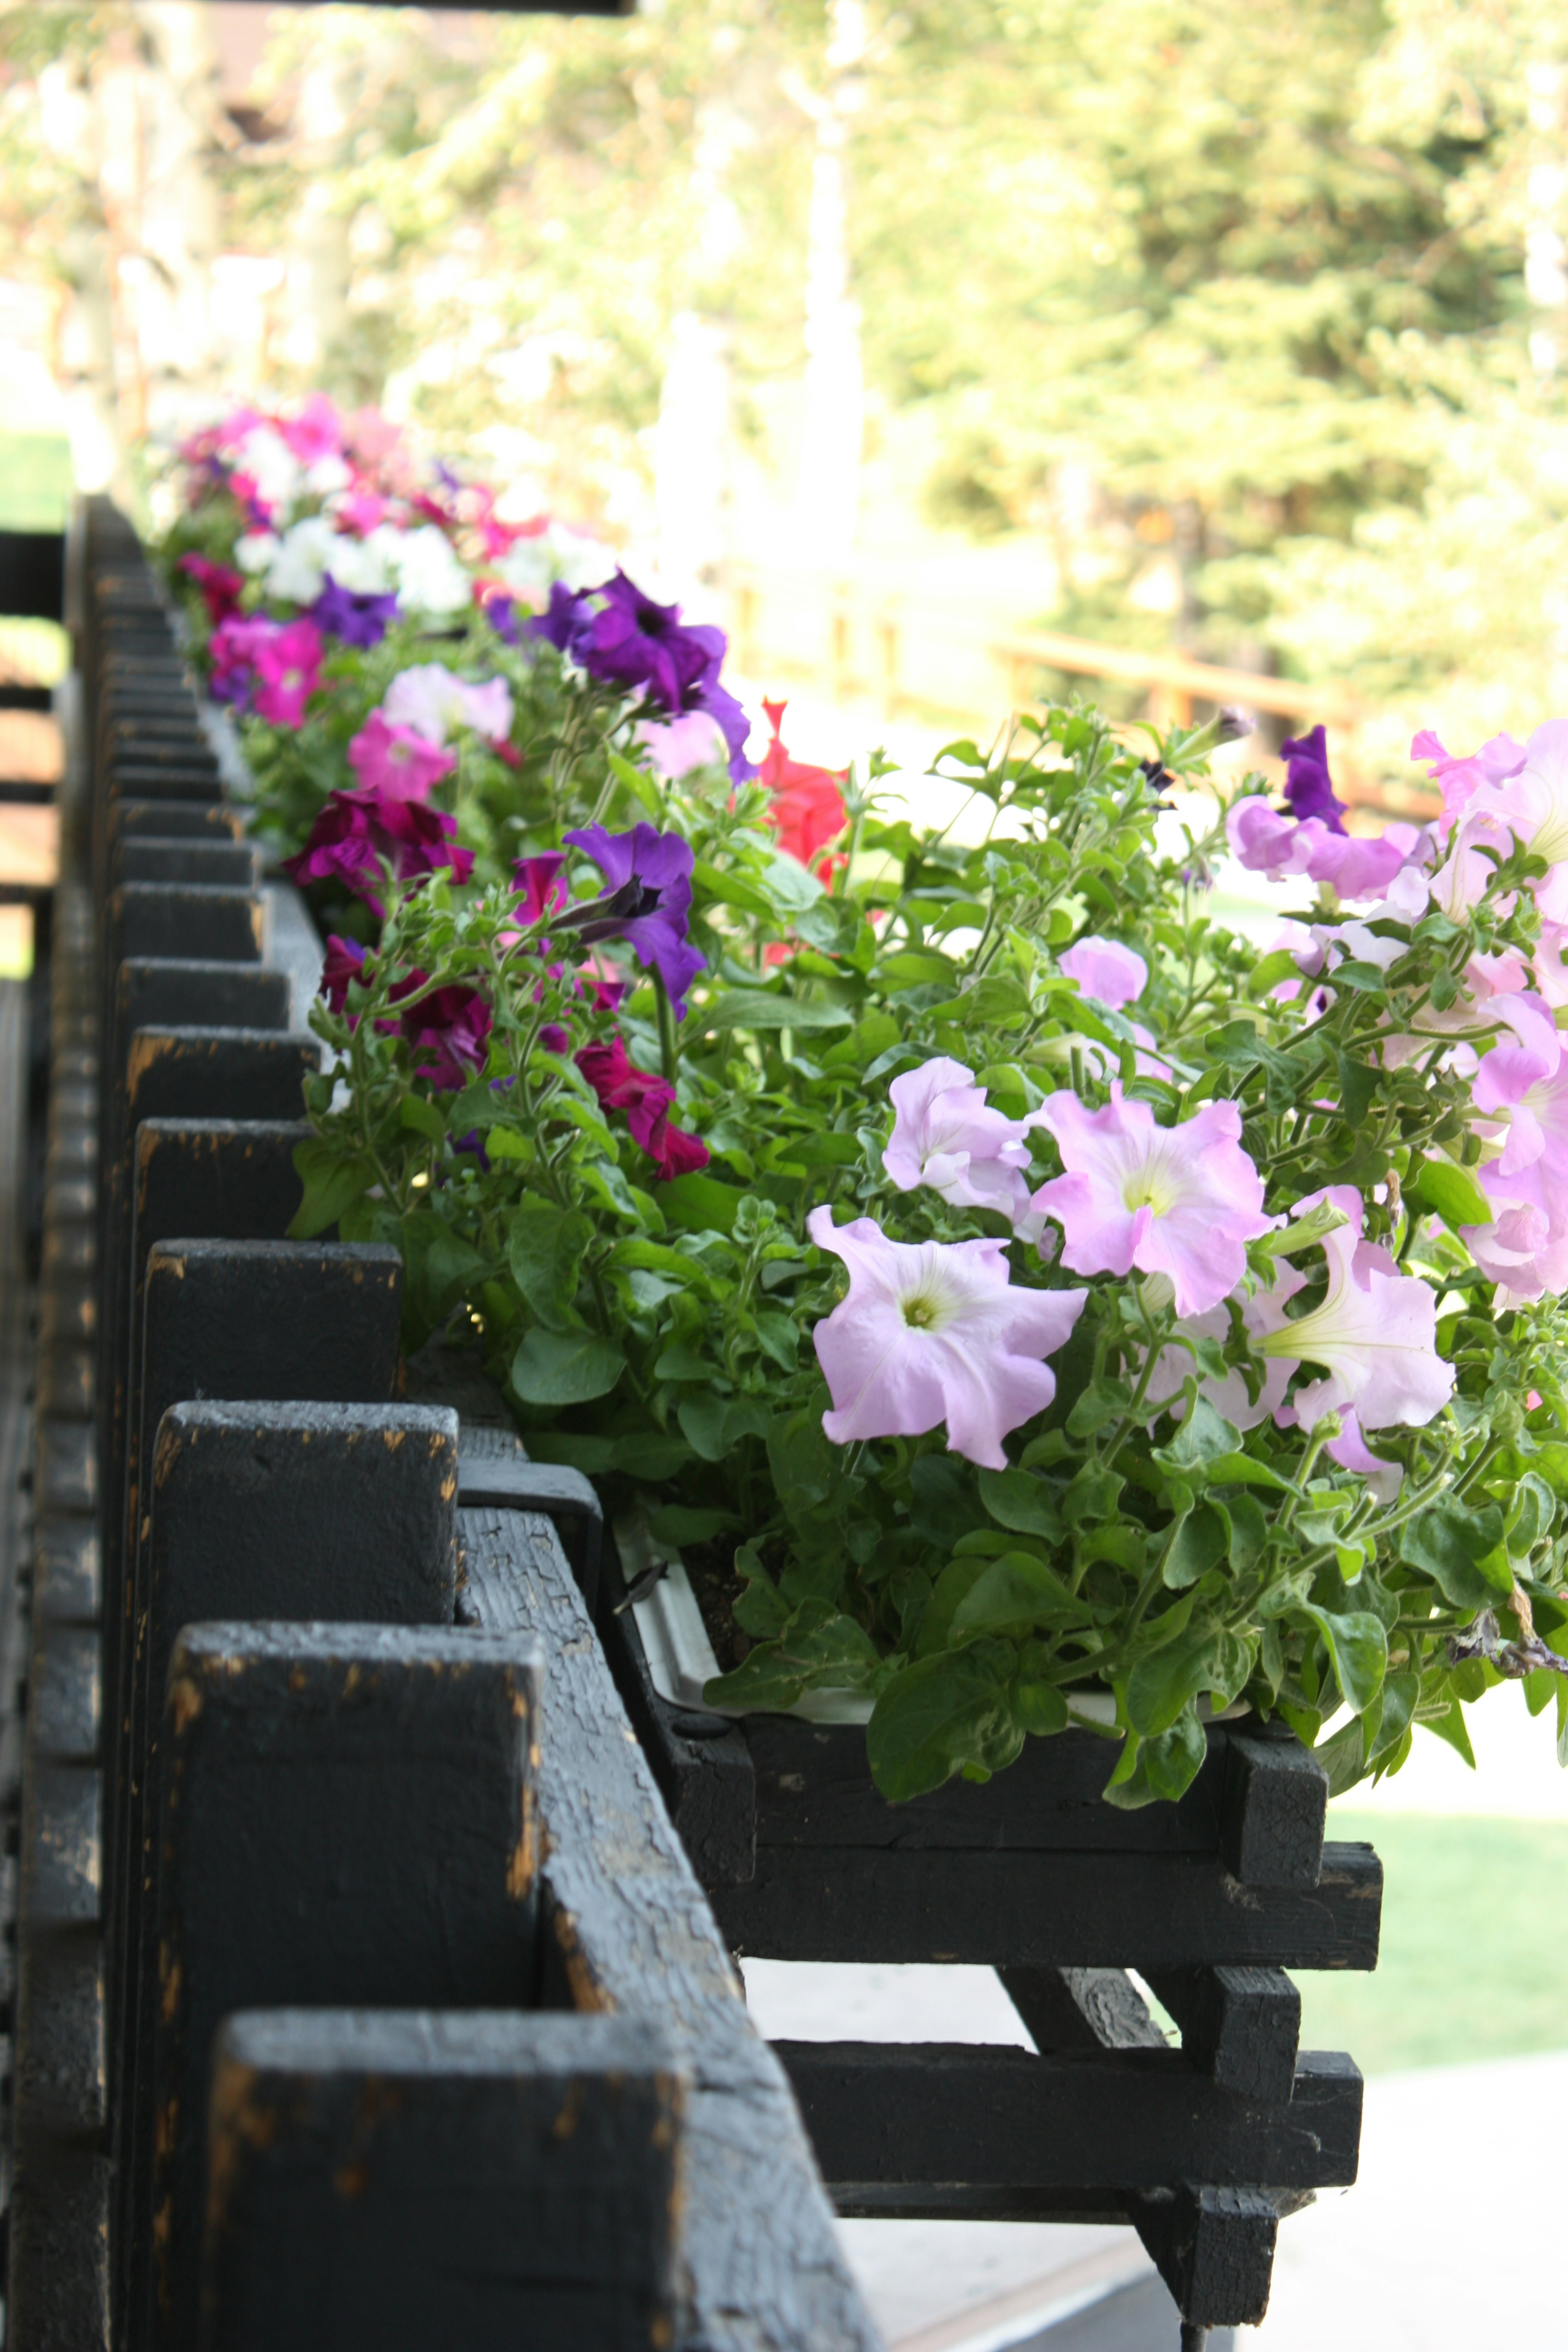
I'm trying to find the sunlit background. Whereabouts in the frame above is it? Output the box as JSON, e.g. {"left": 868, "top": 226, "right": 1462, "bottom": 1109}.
{"left": 2, "top": 4, "right": 1567, "bottom": 2346}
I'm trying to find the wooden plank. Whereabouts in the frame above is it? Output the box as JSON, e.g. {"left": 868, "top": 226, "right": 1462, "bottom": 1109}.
{"left": 773, "top": 2042, "right": 1361, "bottom": 2192}
{"left": 108, "top": 883, "right": 262, "bottom": 968}
{"left": 711, "top": 1840, "right": 1382, "bottom": 1970}
{"left": 1222, "top": 1733, "right": 1328, "bottom": 1887}
{"left": 1132, "top": 2184, "right": 1280, "bottom": 2332}
{"left": 108, "top": 802, "right": 244, "bottom": 843}
{"left": 1146, "top": 1967, "right": 1303, "bottom": 2106}
{"left": 111, "top": 840, "right": 258, "bottom": 890}
{"left": 143, "top": 1624, "right": 543, "bottom": 2352}
{"left": 999, "top": 1964, "right": 1167, "bottom": 2055}
{"left": 200, "top": 2010, "right": 683, "bottom": 2352}
{"left": 461, "top": 1506, "right": 883, "bottom": 2352}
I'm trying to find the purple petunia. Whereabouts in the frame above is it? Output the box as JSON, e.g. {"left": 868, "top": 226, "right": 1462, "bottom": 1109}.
{"left": 311, "top": 573, "right": 400, "bottom": 650}
{"left": 561, "top": 822, "right": 706, "bottom": 1017}
{"left": 529, "top": 581, "right": 594, "bottom": 657}
{"left": 533, "top": 570, "right": 757, "bottom": 784}
{"left": 1280, "top": 724, "right": 1345, "bottom": 832}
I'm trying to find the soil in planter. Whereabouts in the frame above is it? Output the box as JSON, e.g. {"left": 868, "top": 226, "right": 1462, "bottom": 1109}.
{"left": 678, "top": 1539, "right": 754, "bottom": 1675}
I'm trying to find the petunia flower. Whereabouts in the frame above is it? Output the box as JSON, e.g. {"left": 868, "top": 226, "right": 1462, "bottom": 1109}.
{"left": 347, "top": 711, "right": 457, "bottom": 804}
{"left": 207, "top": 613, "right": 274, "bottom": 709}
{"left": 389, "top": 974, "right": 492, "bottom": 1091}
{"left": 883, "top": 1057, "right": 1039, "bottom": 1227}
{"left": 1029, "top": 1087, "right": 1274, "bottom": 1318}
{"left": 320, "top": 933, "right": 370, "bottom": 1016}
{"left": 1460, "top": 717, "right": 1568, "bottom": 923}
{"left": 1254, "top": 1187, "right": 1455, "bottom": 1429}
{"left": 529, "top": 580, "right": 595, "bottom": 656}
{"left": 178, "top": 552, "right": 244, "bottom": 626}
{"left": 310, "top": 574, "right": 399, "bottom": 650}
{"left": 1227, "top": 797, "right": 1413, "bottom": 903}
{"left": 1324, "top": 1408, "right": 1404, "bottom": 1504}
{"left": 278, "top": 391, "right": 345, "bottom": 465}
{"left": 1411, "top": 726, "right": 1528, "bottom": 836}
{"left": 1058, "top": 935, "right": 1148, "bottom": 1011}
{"left": 561, "top": 822, "right": 706, "bottom": 1016}
{"left": 512, "top": 853, "right": 569, "bottom": 925}
{"left": 250, "top": 619, "right": 323, "bottom": 729}
{"left": 383, "top": 663, "right": 514, "bottom": 748}
{"left": 1280, "top": 724, "right": 1346, "bottom": 828}
{"left": 806, "top": 1206, "right": 1088, "bottom": 1470}
{"left": 758, "top": 700, "right": 847, "bottom": 882}
{"left": 1137, "top": 1262, "right": 1307, "bottom": 1430}
{"left": 575, "top": 1036, "right": 709, "bottom": 1180}
{"left": 284, "top": 785, "right": 473, "bottom": 914}
{"left": 579, "top": 570, "right": 725, "bottom": 712}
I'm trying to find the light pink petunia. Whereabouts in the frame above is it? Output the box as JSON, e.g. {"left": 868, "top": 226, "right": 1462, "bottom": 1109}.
{"left": 806, "top": 1206, "right": 1087, "bottom": 1470}
{"left": 1029, "top": 1088, "right": 1274, "bottom": 1318}
{"left": 1256, "top": 1187, "right": 1454, "bottom": 1429}
{"left": 1059, "top": 937, "right": 1148, "bottom": 1011}
{"left": 383, "top": 663, "right": 514, "bottom": 747}
{"left": 1454, "top": 718, "right": 1568, "bottom": 922}
{"left": 346, "top": 710, "right": 457, "bottom": 803}
{"left": 883, "top": 1058, "right": 1040, "bottom": 1227}
{"left": 1324, "top": 1407, "right": 1404, "bottom": 1504}
{"left": 1138, "top": 1261, "right": 1307, "bottom": 1430}
{"left": 1411, "top": 727, "right": 1527, "bottom": 835}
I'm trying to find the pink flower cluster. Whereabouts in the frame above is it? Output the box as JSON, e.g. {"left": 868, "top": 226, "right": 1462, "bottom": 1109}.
{"left": 208, "top": 613, "right": 323, "bottom": 727}
{"left": 284, "top": 786, "right": 473, "bottom": 914}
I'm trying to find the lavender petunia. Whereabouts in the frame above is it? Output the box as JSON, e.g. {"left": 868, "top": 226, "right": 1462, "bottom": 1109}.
{"left": 561, "top": 822, "right": 706, "bottom": 1017}
{"left": 806, "top": 1207, "right": 1087, "bottom": 1470}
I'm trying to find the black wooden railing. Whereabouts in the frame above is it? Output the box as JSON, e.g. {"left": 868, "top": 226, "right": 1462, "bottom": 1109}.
{"left": 6, "top": 498, "right": 880, "bottom": 2352}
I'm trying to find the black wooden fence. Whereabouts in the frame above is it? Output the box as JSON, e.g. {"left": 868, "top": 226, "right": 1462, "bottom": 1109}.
{"left": 7, "top": 499, "right": 881, "bottom": 2352}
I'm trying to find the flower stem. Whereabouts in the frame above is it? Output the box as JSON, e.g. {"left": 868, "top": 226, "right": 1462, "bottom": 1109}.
{"left": 654, "top": 972, "right": 678, "bottom": 1087}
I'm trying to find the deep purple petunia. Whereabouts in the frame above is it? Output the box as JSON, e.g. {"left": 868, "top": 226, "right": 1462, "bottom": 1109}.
{"left": 311, "top": 573, "right": 400, "bottom": 650}
{"left": 320, "top": 933, "right": 370, "bottom": 1014}
{"left": 529, "top": 581, "right": 594, "bottom": 657}
{"left": 1280, "top": 725, "right": 1345, "bottom": 833}
{"left": 577, "top": 570, "right": 724, "bottom": 715}
{"left": 688, "top": 673, "right": 757, "bottom": 784}
{"left": 284, "top": 785, "right": 474, "bottom": 915}
{"left": 561, "top": 822, "right": 706, "bottom": 1017}
{"left": 484, "top": 592, "right": 520, "bottom": 645}
{"left": 388, "top": 971, "right": 492, "bottom": 1091}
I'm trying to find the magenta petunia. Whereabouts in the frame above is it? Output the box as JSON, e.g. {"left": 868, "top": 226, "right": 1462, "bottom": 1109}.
{"left": 250, "top": 618, "right": 323, "bottom": 729}
{"left": 347, "top": 710, "right": 457, "bottom": 804}
{"left": 512, "top": 852, "right": 569, "bottom": 925}
{"left": 389, "top": 974, "right": 492, "bottom": 1091}
{"left": 320, "top": 933, "right": 370, "bottom": 1015}
{"left": 806, "top": 1206, "right": 1087, "bottom": 1471}
{"left": 575, "top": 1036, "right": 709, "bottom": 1180}
{"left": 283, "top": 785, "right": 473, "bottom": 914}
{"left": 1029, "top": 1087, "right": 1274, "bottom": 1318}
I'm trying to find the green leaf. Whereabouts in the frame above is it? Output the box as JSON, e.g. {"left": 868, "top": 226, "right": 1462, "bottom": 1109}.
{"left": 704, "top": 1597, "right": 883, "bottom": 1713}
{"left": 1312, "top": 1717, "right": 1368, "bottom": 1798}
{"left": 950, "top": 1552, "right": 1091, "bottom": 1634}
{"left": 927, "top": 973, "right": 1031, "bottom": 1025}
{"left": 865, "top": 1639, "right": 1025, "bottom": 1802}
{"left": 646, "top": 1506, "right": 740, "bottom": 1548}
{"left": 1245, "top": 948, "right": 1303, "bottom": 999}
{"left": 1206, "top": 1451, "right": 1296, "bottom": 1492}
{"left": 1225, "top": 1490, "right": 1269, "bottom": 1573}
{"left": 1399, "top": 1501, "right": 1512, "bottom": 1608}
{"left": 1125, "top": 1629, "right": 1229, "bottom": 1737}
{"left": 507, "top": 1198, "right": 593, "bottom": 1328}
{"left": 607, "top": 747, "right": 664, "bottom": 819}
{"left": 286, "top": 1138, "right": 374, "bottom": 1241}
{"left": 701, "top": 990, "right": 854, "bottom": 1032}
{"left": 511, "top": 1326, "right": 626, "bottom": 1405}
{"left": 1163, "top": 1503, "right": 1228, "bottom": 1590}
{"left": 656, "top": 1173, "right": 746, "bottom": 1234}
{"left": 677, "top": 1393, "right": 772, "bottom": 1461}
{"left": 1066, "top": 1375, "right": 1132, "bottom": 1438}
{"left": 1302, "top": 1605, "right": 1388, "bottom": 1715}
{"left": 1412, "top": 1156, "right": 1494, "bottom": 1232}
{"left": 1420, "top": 1697, "right": 1477, "bottom": 1768}
{"left": 692, "top": 858, "right": 774, "bottom": 919}
{"left": 1010, "top": 1676, "right": 1069, "bottom": 1737}
{"left": 399, "top": 1093, "right": 448, "bottom": 1142}
{"left": 1152, "top": 1397, "right": 1243, "bottom": 1474}
{"left": 1102, "top": 1710, "right": 1208, "bottom": 1808}
{"left": 978, "top": 1467, "right": 1065, "bottom": 1540}
{"left": 484, "top": 1125, "right": 533, "bottom": 1162}
{"left": 528, "top": 1430, "right": 694, "bottom": 1482}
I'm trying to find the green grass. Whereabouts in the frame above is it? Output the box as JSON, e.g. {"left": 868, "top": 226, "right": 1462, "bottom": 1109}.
{"left": 1292, "top": 1811, "right": 1568, "bottom": 2074}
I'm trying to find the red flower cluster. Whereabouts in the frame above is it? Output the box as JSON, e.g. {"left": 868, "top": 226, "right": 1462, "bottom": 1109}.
{"left": 575, "top": 1037, "right": 709, "bottom": 1182}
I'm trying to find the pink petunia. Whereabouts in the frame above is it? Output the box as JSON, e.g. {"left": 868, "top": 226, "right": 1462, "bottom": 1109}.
{"left": 250, "top": 619, "right": 323, "bottom": 729}
{"left": 883, "top": 1058, "right": 1039, "bottom": 1227}
{"left": 1029, "top": 1088, "right": 1274, "bottom": 1317}
{"left": 513, "top": 853, "right": 569, "bottom": 925}
{"left": 575, "top": 1036, "right": 709, "bottom": 1181}
{"left": 806, "top": 1207, "right": 1087, "bottom": 1470}
{"left": 1226, "top": 799, "right": 1414, "bottom": 902}
{"left": 347, "top": 711, "right": 457, "bottom": 804}
{"left": 1058, "top": 937, "right": 1148, "bottom": 1011}
{"left": 278, "top": 392, "right": 346, "bottom": 464}
{"left": 1411, "top": 726, "right": 1528, "bottom": 835}
{"left": 1256, "top": 1187, "right": 1454, "bottom": 1429}
{"left": 320, "top": 933, "right": 370, "bottom": 1016}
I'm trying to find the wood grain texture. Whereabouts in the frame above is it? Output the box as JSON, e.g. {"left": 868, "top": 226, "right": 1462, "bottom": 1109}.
{"left": 773, "top": 2042, "right": 1361, "bottom": 2192}
{"left": 145, "top": 1624, "right": 543, "bottom": 2352}
{"left": 711, "top": 1840, "right": 1382, "bottom": 1971}
{"left": 200, "top": 2010, "right": 684, "bottom": 2352}
{"left": 461, "top": 1507, "right": 884, "bottom": 2352}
